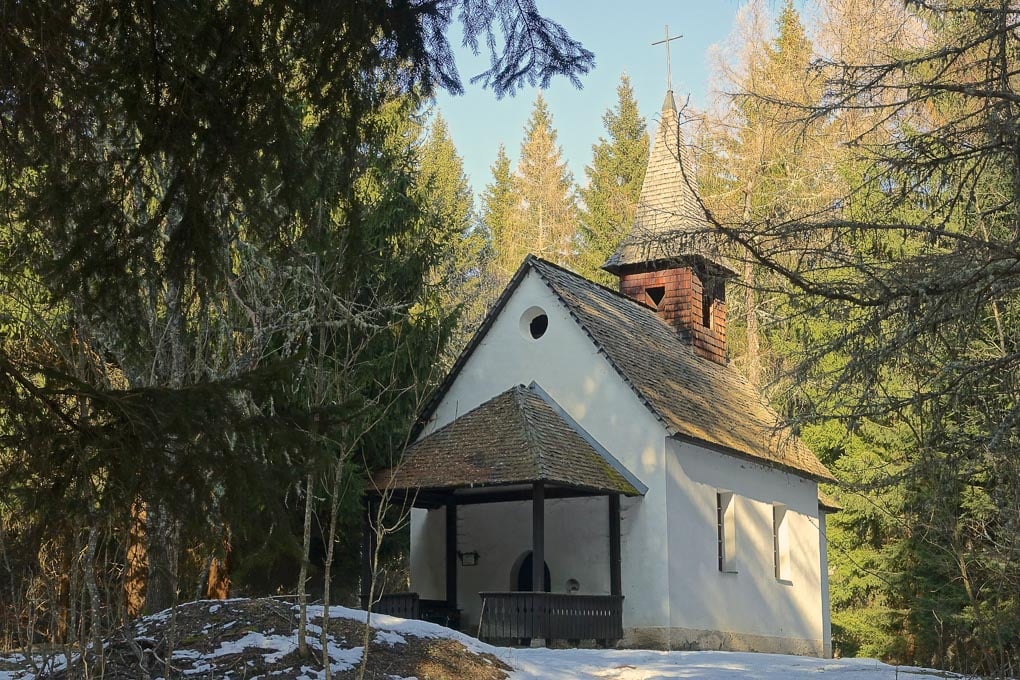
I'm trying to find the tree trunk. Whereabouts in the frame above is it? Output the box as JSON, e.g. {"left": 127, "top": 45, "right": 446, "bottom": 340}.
{"left": 297, "top": 471, "right": 314, "bottom": 656}
{"left": 320, "top": 457, "right": 345, "bottom": 680}
{"left": 205, "top": 555, "right": 231, "bottom": 600}
{"left": 84, "top": 524, "right": 104, "bottom": 677}
{"left": 143, "top": 501, "right": 179, "bottom": 615}
{"left": 743, "top": 259, "right": 761, "bottom": 386}
{"left": 125, "top": 502, "right": 147, "bottom": 617}
{"left": 356, "top": 507, "right": 381, "bottom": 680}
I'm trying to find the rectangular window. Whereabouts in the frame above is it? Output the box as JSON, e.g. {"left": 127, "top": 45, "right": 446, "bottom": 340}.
{"left": 702, "top": 290, "right": 714, "bottom": 329}
{"left": 717, "top": 491, "right": 736, "bottom": 572}
{"left": 773, "top": 503, "right": 790, "bottom": 581}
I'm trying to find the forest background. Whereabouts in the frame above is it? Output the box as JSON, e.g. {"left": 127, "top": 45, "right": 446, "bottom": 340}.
{"left": 1, "top": 0, "right": 1017, "bottom": 677}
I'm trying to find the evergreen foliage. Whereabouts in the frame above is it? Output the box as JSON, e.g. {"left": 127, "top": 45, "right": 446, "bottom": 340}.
{"left": 514, "top": 93, "right": 580, "bottom": 269}
{"left": 702, "top": 1, "right": 1020, "bottom": 674}
{"left": 481, "top": 145, "right": 519, "bottom": 281}
{"left": 0, "top": 0, "right": 592, "bottom": 651}
{"left": 578, "top": 75, "right": 649, "bottom": 287}
{"left": 417, "top": 112, "right": 492, "bottom": 363}
{"left": 484, "top": 92, "right": 579, "bottom": 282}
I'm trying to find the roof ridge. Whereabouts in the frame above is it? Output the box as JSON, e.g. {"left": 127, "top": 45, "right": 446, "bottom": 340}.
{"left": 415, "top": 386, "right": 522, "bottom": 443}
{"left": 527, "top": 382, "right": 648, "bottom": 495}
{"left": 512, "top": 385, "right": 553, "bottom": 480}
{"left": 529, "top": 257, "right": 704, "bottom": 361}
{"left": 530, "top": 258, "right": 834, "bottom": 482}
{"left": 528, "top": 256, "right": 660, "bottom": 313}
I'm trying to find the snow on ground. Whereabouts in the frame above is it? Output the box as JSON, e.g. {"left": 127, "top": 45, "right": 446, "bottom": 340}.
{"left": 498, "top": 647, "right": 961, "bottom": 679}
{"left": 0, "top": 602, "right": 965, "bottom": 680}
{"left": 322, "top": 605, "right": 960, "bottom": 680}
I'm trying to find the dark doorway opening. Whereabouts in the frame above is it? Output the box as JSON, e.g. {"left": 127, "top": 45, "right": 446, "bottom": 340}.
{"left": 515, "top": 551, "right": 552, "bottom": 592}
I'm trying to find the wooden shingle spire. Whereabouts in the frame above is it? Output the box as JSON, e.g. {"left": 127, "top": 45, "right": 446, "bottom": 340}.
{"left": 602, "top": 90, "right": 735, "bottom": 277}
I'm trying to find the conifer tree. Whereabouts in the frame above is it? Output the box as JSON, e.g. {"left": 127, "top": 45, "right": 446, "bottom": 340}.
{"left": 704, "top": 2, "right": 1020, "bottom": 672}
{"left": 507, "top": 92, "right": 579, "bottom": 270}
{"left": 578, "top": 74, "right": 649, "bottom": 286}
{"left": 0, "top": 0, "right": 597, "bottom": 655}
{"left": 481, "top": 145, "right": 518, "bottom": 282}
{"left": 701, "top": 0, "right": 833, "bottom": 387}
{"left": 418, "top": 112, "right": 491, "bottom": 360}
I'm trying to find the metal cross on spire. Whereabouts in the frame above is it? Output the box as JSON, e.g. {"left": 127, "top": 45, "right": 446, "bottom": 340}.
{"left": 652, "top": 25, "right": 683, "bottom": 91}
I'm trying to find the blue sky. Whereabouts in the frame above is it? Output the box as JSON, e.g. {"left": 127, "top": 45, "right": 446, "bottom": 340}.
{"left": 433, "top": 1, "right": 758, "bottom": 199}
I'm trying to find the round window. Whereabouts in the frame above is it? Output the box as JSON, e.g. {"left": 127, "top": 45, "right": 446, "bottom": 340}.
{"left": 519, "top": 306, "right": 549, "bottom": 340}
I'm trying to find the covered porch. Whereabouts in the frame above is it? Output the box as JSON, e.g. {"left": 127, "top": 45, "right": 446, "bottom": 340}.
{"left": 364, "top": 384, "right": 645, "bottom": 646}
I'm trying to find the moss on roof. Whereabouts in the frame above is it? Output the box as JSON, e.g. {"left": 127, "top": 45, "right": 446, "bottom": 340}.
{"left": 376, "top": 384, "right": 641, "bottom": 496}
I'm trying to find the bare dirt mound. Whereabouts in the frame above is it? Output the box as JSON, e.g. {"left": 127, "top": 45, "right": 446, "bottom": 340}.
{"left": 7, "top": 598, "right": 510, "bottom": 679}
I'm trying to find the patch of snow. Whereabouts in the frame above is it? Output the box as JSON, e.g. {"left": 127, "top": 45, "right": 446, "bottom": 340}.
{"left": 327, "top": 644, "right": 363, "bottom": 670}
{"left": 305, "top": 635, "right": 363, "bottom": 672}
{"left": 374, "top": 630, "right": 406, "bottom": 646}
{"left": 211, "top": 631, "right": 298, "bottom": 663}
{"left": 295, "top": 641, "right": 364, "bottom": 680}
{"left": 0, "top": 652, "right": 70, "bottom": 680}
{"left": 304, "top": 604, "right": 495, "bottom": 656}
{"left": 171, "top": 649, "right": 204, "bottom": 660}
{"left": 182, "top": 662, "right": 214, "bottom": 676}
{"left": 311, "top": 604, "right": 963, "bottom": 680}
{"left": 499, "top": 648, "right": 963, "bottom": 680}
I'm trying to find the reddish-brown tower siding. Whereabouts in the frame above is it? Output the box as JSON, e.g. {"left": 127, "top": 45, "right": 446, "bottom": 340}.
{"left": 603, "top": 89, "right": 736, "bottom": 365}
{"left": 619, "top": 267, "right": 727, "bottom": 364}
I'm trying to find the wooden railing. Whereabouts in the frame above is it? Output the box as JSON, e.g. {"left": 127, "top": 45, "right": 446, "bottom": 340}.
{"left": 375, "top": 593, "right": 460, "bottom": 629}
{"left": 478, "top": 592, "right": 623, "bottom": 646}
{"left": 376, "top": 592, "right": 420, "bottom": 619}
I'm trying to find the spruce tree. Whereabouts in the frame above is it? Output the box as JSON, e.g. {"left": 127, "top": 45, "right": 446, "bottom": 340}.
{"left": 578, "top": 74, "right": 649, "bottom": 286}
{"left": 510, "top": 92, "right": 580, "bottom": 269}
{"left": 704, "top": 2, "right": 1020, "bottom": 672}
{"left": 482, "top": 145, "right": 520, "bottom": 282}
{"left": 418, "top": 112, "right": 491, "bottom": 360}
{"left": 0, "top": 0, "right": 597, "bottom": 651}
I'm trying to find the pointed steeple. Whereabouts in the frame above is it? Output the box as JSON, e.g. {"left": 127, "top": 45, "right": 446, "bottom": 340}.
{"left": 602, "top": 90, "right": 735, "bottom": 277}
{"left": 603, "top": 89, "right": 736, "bottom": 365}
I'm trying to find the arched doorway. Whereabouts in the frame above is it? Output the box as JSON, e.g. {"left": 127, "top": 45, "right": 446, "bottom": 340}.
{"left": 513, "top": 550, "right": 551, "bottom": 592}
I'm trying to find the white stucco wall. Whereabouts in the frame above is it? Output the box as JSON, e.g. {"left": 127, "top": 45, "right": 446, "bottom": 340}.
{"left": 665, "top": 438, "right": 824, "bottom": 649}
{"left": 409, "top": 270, "right": 670, "bottom": 631}
{"left": 407, "top": 268, "right": 830, "bottom": 652}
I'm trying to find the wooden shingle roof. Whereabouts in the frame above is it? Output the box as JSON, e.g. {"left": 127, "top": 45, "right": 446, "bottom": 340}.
{"left": 603, "top": 90, "right": 735, "bottom": 277}
{"left": 377, "top": 384, "right": 642, "bottom": 496}
{"left": 530, "top": 258, "right": 836, "bottom": 482}
{"left": 817, "top": 489, "right": 843, "bottom": 512}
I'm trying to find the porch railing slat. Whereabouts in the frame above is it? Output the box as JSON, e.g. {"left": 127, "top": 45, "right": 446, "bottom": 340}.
{"left": 478, "top": 592, "right": 622, "bottom": 645}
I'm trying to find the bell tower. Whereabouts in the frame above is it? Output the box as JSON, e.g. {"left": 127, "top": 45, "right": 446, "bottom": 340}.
{"left": 602, "top": 90, "right": 737, "bottom": 364}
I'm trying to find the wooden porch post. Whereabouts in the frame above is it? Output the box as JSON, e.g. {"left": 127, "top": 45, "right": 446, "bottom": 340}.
{"left": 532, "top": 482, "right": 545, "bottom": 592}
{"left": 360, "top": 498, "right": 376, "bottom": 610}
{"left": 445, "top": 497, "right": 457, "bottom": 611}
{"left": 609, "top": 493, "right": 622, "bottom": 598}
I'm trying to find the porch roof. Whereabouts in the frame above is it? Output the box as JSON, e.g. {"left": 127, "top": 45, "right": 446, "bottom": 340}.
{"left": 372, "top": 384, "right": 643, "bottom": 499}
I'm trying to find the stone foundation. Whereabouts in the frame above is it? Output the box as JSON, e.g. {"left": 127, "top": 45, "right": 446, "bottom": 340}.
{"left": 621, "top": 626, "right": 828, "bottom": 658}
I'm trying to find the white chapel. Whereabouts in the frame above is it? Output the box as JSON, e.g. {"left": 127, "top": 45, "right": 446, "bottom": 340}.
{"left": 368, "top": 89, "right": 838, "bottom": 657}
